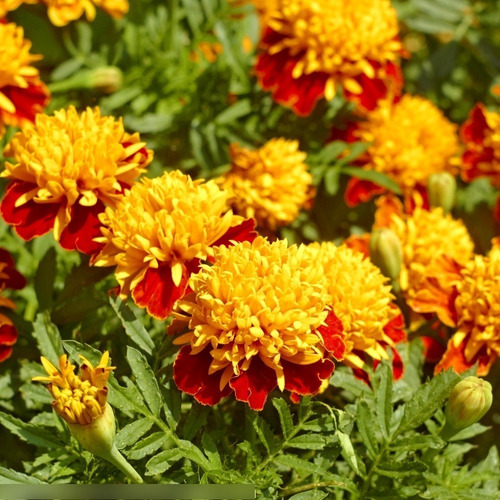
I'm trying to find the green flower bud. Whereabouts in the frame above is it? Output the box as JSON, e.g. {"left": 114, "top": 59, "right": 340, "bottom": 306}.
{"left": 369, "top": 228, "right": 403, "bottom": 282}
{"left": 441, "top": 376, "right": 493, "bottom": 441}
{"left": 428, "top": 172, "right": 457, "bottom": 214}
{"left": 49, "top": 66, "right": 123, "bottom": 94}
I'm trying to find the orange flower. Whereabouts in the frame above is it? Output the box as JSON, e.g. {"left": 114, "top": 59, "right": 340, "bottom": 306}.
{"left": 0, "top": 22, "right": 50, "bottom": 138}
{"left": 0, "top": 248, "right": 26, "bottom": 363}
{"left": 253, "top": 0, "right": 404, "bottom": 115}
{"left": 0, "top": 106, "right": 152, "bottom": 254}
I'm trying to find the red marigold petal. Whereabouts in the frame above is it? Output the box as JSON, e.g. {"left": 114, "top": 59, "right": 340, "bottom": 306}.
{"left": 0, "top": 324, "right": 17, "bottom": 345}
{"left": 1, "top": 181, "right": 59, "bottom": 240}
{"left": 317, "top": 310, "right": 345, "bottom": 360}
{"left": 289, "top": 392, "right": 300, "bottom": 404}
{"left": 229, "top": 356, "right": 277, "bottom": 411}
{"left": 0, "top": 248, "right": 26, "bottom": 290}
{"left": 173, "top": 345, "right": 231, "bottom": 406}
{"left": 1, "top": 81, "right": 50, "bottom": 127}
{"left": 283, "top": 358, "right": 334, "bottom": 396}
{"left": 0, "top": 345, "right": 14, "bottom": 363}
{"left": 461, "top": 104, "right": 489, "bottom": 144}
{"left": 383, "top": 311, "right": 406, "bottom": 344}
{"left": 345, "top": 177, "right": 386, "bottom": 207}
{"left": 329, "top": 122, "right": 361, "bottom": 143}
{"left": 421, "top": 336, "right": 447, "bottom": 364}
{"left": 132, "top": 263, "right": 189, "bottom": 320}
{"left": 212, "top": 218, "right": 257, "bottom": 248}
{"left": 59, "top": 199, "right": 105, "bottom": 255}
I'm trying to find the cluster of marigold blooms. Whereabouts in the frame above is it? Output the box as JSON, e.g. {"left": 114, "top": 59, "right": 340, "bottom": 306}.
{"left": 0, "top": 0, "right": 499, "bottom": 415}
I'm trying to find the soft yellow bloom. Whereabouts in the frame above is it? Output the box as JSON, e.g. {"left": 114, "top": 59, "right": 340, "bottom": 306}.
{"left": 33, "top": 352, "right": 114, "bottom": 425}
{"left": 305, "top": 242, "right": 398, "bottom": 369}
{"left": 43, "top": 0, "right": 128, "bottom": 26}
{"left": 218, "top": 139, "right": 312, "bottom": 230}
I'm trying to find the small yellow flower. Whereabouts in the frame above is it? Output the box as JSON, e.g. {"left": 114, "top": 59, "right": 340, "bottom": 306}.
{"left": 42, "top": 0, "right": 128, "bottom": 26}
{"left": 218, "top": 139, "right": 312, "bottom": 230}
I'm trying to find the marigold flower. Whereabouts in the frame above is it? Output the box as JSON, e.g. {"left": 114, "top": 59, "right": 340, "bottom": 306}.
{"left": 0, "top": 248, "right": 25, "bottom": 363}
{"left": 217, "top": 139, "right": 312, "bottom": 230}
{"left": 0, "top": 0, "right": 27, "bottom": 18}
{"left": 335, "top": 95, "right": 460, "bottom": 207}
{"left": 41, "top": 0, "right": 128, "bottom": 26}
{"left": 92, "top": 170, "right": 256, "bottom": 320}
{"left": 0, "top": 106, "right": 152, "bottom": 255}
{"left": 168, "top": 237, "right": 344, "bottom": 410}
{"left": 253, "top": 0, "right": 404, "bottom": 116}
{"left": 304, "top": 242, "right": 403, "bottom": 378}
{"left": 0, "top": 22, "right": 50, "bottom": 138}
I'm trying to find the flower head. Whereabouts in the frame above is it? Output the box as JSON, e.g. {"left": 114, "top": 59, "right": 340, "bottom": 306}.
{"left": 93, "top": 170, "right": 256, "bottom": 320}
{"left": 339, "top": 95, "right": 459, "bottom": 206}
{"left": 0, "top": 0, "right": 27, "bottom": 19}
{"left": 218, "top": 139, "right": 312, "bottom": 230}
{"left": 41, "top": 0, "right": 128, "bottom": 26}
{"left": 0, "top": 248, "right": 25, "bottom": 363}
{"left": 0, "top": 106, "right": 152, "bottom": 255}
{"left": 304, "top": 242, "right": 402, "bottom": 374}
{"left": 0, "top": 22, "right": 50, "bottom": 137}
{"left": 33, "top": 351, "right": 114, "bottom": 425}
{"left": 253, "top": 0, "right": 404, "bottom": 115}
{"left": 169, "top": 237, "right": 344, "bottom": 410}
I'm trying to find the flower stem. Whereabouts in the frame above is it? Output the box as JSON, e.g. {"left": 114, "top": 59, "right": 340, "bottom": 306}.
{"left": 103, "top": 445, "right": 144, "bottom": 484}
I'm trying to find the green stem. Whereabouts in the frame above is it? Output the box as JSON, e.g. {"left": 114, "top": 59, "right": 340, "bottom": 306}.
{"left": 280, "top": 481, "right": 346, "bottom": 497}
{"left": 104, "top": 445, "right": 144, "bottom": 484}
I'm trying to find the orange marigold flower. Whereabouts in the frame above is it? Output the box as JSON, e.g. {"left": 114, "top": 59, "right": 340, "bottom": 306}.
{"left": 0, "top": 22, "right": 50, "bottom": 138}
{"left": 253, "top": 0, "right": 405, "bottom": 116}
{"left": 334, "top": 95, "right": 460, "bottom": 207}
{"left": 41, "top": 0, "right": 128, "bottom": 26}
{"left": 0, "top": 0, "right": 28, "bottom": 18}
{"left": 217, "top": 139, "right": 312, "bottom": 230}
{"left": 0, "top": 106, "right": 152, "bottom": 255}
{"left": 305, "top": 242, "right": 404, "bottom": 378}
{"left": 0, "top": 248, "right": 25, "bottom": 363}
{"left": 168, "top": 237, "right": 344, "bottom": 410}
{"left": 92, "top": 171, "right": 257, "bottom": 320}
{"left": 33, "top": 351, "right": 114, "bottom": 425}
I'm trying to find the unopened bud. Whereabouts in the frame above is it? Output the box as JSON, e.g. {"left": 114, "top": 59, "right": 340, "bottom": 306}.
{"left": 369, "top": 228, "right": 403, "bottom": 282}
{"left": 89, "top": 67, "right": 123, "bottom": 93}
{"left": 428, "top": 172, "right": 456, "bottom": 214}
{"left": 441, "top": 376, "right": 493, "bottom": 440}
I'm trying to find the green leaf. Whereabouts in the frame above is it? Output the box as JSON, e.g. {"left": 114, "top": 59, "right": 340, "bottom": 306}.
{"left": 201, "top": 432, "right": 222, "bottom": 469}
{"left": 376, "top": 460, "right": 427, "bottom": 478}
{"left": 324, "top": 167, "right": 341, "bottom": 196}
{"left": 248, "top": 411, "right": 278, "bottom": 455}
{"left": 272, "top": 399, "right": 294, "bottom": 440}
{"left": 214, "top": 99, "right": 252, "bottom": 125}
{"left": 331, "top": 369, "right": 371, "bottom": 397}
{"left": 286, "top": 434, "right": 326, "bottom": 450}
{"left": 108, "top": 376, "right": 149, "bottom": 418}
{"left": 33, "top": 312, "right": 64, "bottom": 365}
{"left": 289, "top": 492, "right": 328, "bottom": 500}
{"left": 449, "top": 423, "right": 490, "bottom": 441}
{"left": 126, "top": 346, "right": 163, "bottom": 417}
{"left": 0, "top": 466, "right": 45, "bottom": 484}
{"left": 178, "top": 439, "right": 213, "bottom": 471}
{"left": 274, "top": 455, "right": 347, "bottom": 486}
{"left": 109, "top": 296, "right": 155, "bottom": 356}
{"left": 126, "top": 432, "right": 170, "bottom": 460}
{"left": 162, "top": 381, "right": 181, "bottom": 430}
{"left": 337, "top": 431, "right": 360, "bottom": 474}
{"left": 342, "top": 166, "right": 402, "bottom": 195}
{"left": 374, "top": 362, "right": 393, "bottom": 439}
{"left": 356, "top": 400, "right": 379, "bottom": 459}
{"left": 396, "top": 370, "right": 460, "bottom": 435}
{"left": 182, "top": 402, "right": 209, "bottom": 440}
{"left": 0, "top": 411, "right": 63, "bottom": 449}
{"left": 34, "top": 247, "right": 56, "bottom": 310}
{"left": 389, "top": 435, "right": 445, "bottom": 451}
{"left": 115, "top": 418, "right": 155, "bottom": 449}
{"left": 145, "top": 449, "right": 183, "bottom": 476}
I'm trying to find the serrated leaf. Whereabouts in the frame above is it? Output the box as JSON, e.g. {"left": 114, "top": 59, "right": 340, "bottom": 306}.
{"left": 109, "top": 296, "right": 155, "bottom": 356}
{"left": 126, "top": 346, "right": 163, "bottom": 417}
{"left": 145, "top": 449, "right": 183, "bottom": 475}
{"left": 201, "top": 432, "right": 222, "bottom": 469}
{"left": 0, "top": 466, "right": 45, "bottom": 484}
{"left": 248, "top": 412, "right": 278, "bottom": 455}
{"left": 356, "top": 400, "right": 379, "bottom": 459}
{"left": 396, "top": 370, "right": 460, "bottom": 435}
{"left": 0, "top": 411, "right": 63, "bottom": 449}
{"left": 289, "top": 491, "right": 328, "bottom": 500}
{"left": 286, "top": 434, "right": 326, "bottom": 450}
{"left": 178, "top": 439, "right": 213, "bottom": 471}
{"left": 126, "top": 432, "right": 170, "bottom": 460}
{"left": 182, "top": 402, "right": 209, "bottom": 440}
{"left": 274, "top": 455, "right": 348, "bottom": 486}
{"left": 33, "top": 312, "right": 63, "bottom": 365}
{"left": 115, "top": 418, "right": 155, "bottom": 449}
{"left": 374, "top": 362, "right": 393, "bottom": 439}
{"left": 272, "top": 399, "right": 293, "bottom": 439}
{"left": 331, "top": 369, "right": 371, "bottom": 397}
{"left": 162, "top": 382, "right": 181, "bottom": 430}
{"left": 342, "top": 166, "right": 402, "bottom": 195}
{"left": 448, "top": 423, "right": 490, "bottom": 441}
{"left": 337, "top": 431, "right": 359, "bottom": 474}
{"left": 108, "top": 376, "right": 148, "bottom": 417}
{"left": 376, "top": 460, "right": 427, "bottom": 478}
{"left": 389, "top": 435, "right": 445, "bottom": 451}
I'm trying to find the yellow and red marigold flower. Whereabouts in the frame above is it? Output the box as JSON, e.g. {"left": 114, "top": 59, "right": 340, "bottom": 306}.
{"left": 305, "top": 242, "right": 405, "bottom": 380}
{"left": 0, "top": 22, "right": 50, "bottom": 138}
{"left": 0, "top": 0, "right": 28, "bottom": 19}
{"left": 92, "top": 170, "right": 257, "bottom": 320}
{"left": 331, "top": 95, "right": 460, "bottom": 208}
{"left": 217, "top": 139, "right": 313, "bottom": 230}
{"left": 0, "top": 248, "right": 25, "bottom": 363}
{"left": 168, "top": 237, "right": 344, "bottom": 410}
{"left": 460, "top": 104, "right": 500, "bottom": 220}
{"left": 40, "top": 0, "right": 128, "bottom": 26}
{"left": 253, "top": 0, "right": 405, "bottom": 116}
{"left": 33, "top": 351, "right": 114, "bottom": 425}
{"left": 0, "top": 106, "right": 152, "bottom": 255}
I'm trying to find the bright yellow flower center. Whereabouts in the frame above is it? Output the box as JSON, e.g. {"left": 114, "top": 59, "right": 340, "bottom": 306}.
{"left": 389, "top": 207, "right": 474, "bottom": 297}
{"left": 1, "top": 106, "right": 151, "bottom": 239}
{"left": 453, "top": 255, "right": 500, "bottom": 362}
{"left": 0, "top": 23, "right": 42, "bottom": 114}
{"left": 353, "top": 95, "right": 459, "bottom": 193}
{"left": 172, "top": 237, "right": 332, "bottom": 391}
{"left": 305, "top": 242, "right": 397, "bottom": 368}
{"left": 33, "top": 352, "right": 114, "bottom": 425}
{"left": 261, "top": 0, "right": 401, "bottom": 97}
{"left": 93, "top": 170, "right": 244, "bottom": 293}
{"left": 218, "top": 139, "right": 312, "bottom": 230}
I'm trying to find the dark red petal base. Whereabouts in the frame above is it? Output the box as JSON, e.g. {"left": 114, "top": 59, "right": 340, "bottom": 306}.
{"left": 318, "top": 310, "right": 345, "bottom": 360}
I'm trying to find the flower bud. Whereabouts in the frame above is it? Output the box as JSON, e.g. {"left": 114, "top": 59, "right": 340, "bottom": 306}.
{"left": 441, "top": 376, "right": 493, "bottom": 440}
{"left": 428, "top": 172, "right": 456, "bottom": 214}
{"left": 88, "top": 67, "right": 123, "bottom": 93}
{"left": 369, "top": 228, "right": 402, "bottom": 282}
